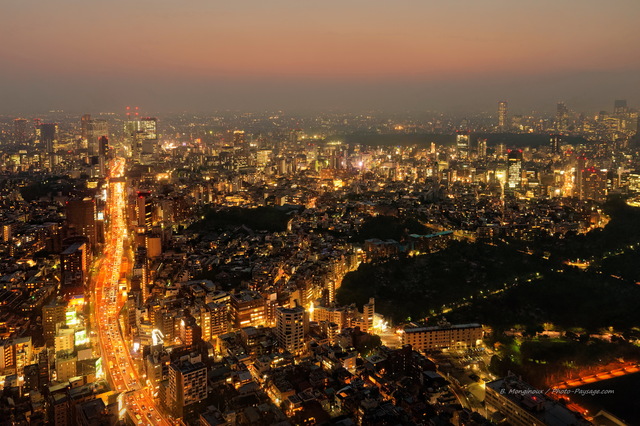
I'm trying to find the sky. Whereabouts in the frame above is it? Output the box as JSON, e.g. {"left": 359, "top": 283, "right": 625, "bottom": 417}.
{"left": 2, "top": 0, "right": 640, "bottom": 114}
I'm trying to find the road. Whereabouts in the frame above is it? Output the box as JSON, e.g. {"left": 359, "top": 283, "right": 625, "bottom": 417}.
{"left": 93, "top": 158, "right": 171, "bottom": 425}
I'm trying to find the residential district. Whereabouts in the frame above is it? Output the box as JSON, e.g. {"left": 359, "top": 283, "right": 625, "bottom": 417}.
{"left": 0, "top": 101, "right": 638, "bottom": 425}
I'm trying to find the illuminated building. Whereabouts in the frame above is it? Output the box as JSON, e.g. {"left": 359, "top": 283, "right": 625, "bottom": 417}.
{"left": 231, "top": 290, "right": 266, "bottom": 328}
{"left": 456, "top": 131, "right": 470, "bottom": 160}
{"left": 66, "top": 198, "right": 97, "bottom": 250}
{"left": 43, "top": 302, "right": 67, "bottom": 346}
{"left": 206, "top": 302, "right": 228, "bottom": 338}
{"left": 580, "top": 167, "right": 607, "bottom": 202}
{"left": 38, "top": 123, "right": 58, "bottom": 168}
{"left": 275, "top": 305, "right": 306, "bottom": 355}
{"left": 401, "top": 323, "right": 482, "bottom": 351}
{"left": 549, "top": 134, "right": 562, "bottom": 154}
{"left": 60, "top": 240, "right": 89, "bottom": 294}
{"left": 167, "top": 359, "right": 207, "bottom": 418}
{"left": 140, "top": 117, "right": 158, "bottom": 156}
{"left": 477, "top": 138, "right": 487, "bottom": 159}
{"left": 507, "top": 149, "right": 523, "bottom": 189}
{"left": 362, "top": 298, "right": 375, "bottom": 333}
{"left": 556, "top": 102, "right": 568, "bottom": 131}
{"left": 81, "top": 115, "right": 108, "bottom": 156}
{"left": 54, "top": 327, "right": 75, "bottom": 355}
{"left": 498, "top": 101, "right": 508, "bottom": 131}
{"left": 136, "top": 191, "right": 153, "bottom": 230}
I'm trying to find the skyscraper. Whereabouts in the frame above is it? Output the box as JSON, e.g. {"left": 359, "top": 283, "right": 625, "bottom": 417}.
{"left": 549, "top": 135, "right": 562, "bottom": 154}
{"left": 13, "top": 118, "right": 28, "bottom": 144}
{"left": 38, "top": 123, "right": 58, "bottom": 168}
{"left": 580, "top": 167, "right": 606, "bottom": 202}
{"left": 614, "top": 99, "right": 628, "bottom": 115}
{"left": 477, "top": 138, "right": 487, "bottom": 159}
{"left": 507, "top": 149, "right": 523, "bottom": 189}
{"left": 456, "top": 131, "right": 470, "bottom": 160}
{"left": 498, "top": 101, "right": 508, "bottom": 131}
{"left": 66, "top": 198, "right": 97, "bottom": 250}
{"left": 556, "top": 102, "right": 568, "bottom": 131}
{"left": 140, "top": 117, "right": 158, "bottom": 156}
{"left": 275, "top": 304, "right": 306, "bottom": 355}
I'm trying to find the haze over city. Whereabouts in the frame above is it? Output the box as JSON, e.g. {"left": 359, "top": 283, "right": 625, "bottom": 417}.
{"left": 2, "top": 1, "right": 640, "bottom": 425}
{"left": 2, "top": 0, "right": 640, "bottom": 113}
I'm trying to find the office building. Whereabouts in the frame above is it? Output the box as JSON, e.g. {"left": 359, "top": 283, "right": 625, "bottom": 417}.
{"left": 507, "top": 149, "right": 523, "bottom": 189}
{"left": 498, "top": 101, "right": 508, "bottom": 131}
{"left": 66, "top": 198, "right": 97, "bottom": 250}
{"left": 456, "top": 131, "right": 470, "bottom": 160}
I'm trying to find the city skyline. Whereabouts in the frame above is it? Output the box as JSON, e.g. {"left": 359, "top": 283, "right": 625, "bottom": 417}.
{"left": 2, "top": 0, "right": 640, "bottom": 113}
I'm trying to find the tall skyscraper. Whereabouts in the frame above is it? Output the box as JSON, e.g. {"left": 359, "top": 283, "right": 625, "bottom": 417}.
{"left": 85, "top": 118, "right": 108, "bottom": 156}
{"left": 66, "top": 198, "right": 97, "bottom": 250}
{"left": 456, "top": 131, "right": 470, "bottom": 160}
{"left": 498, "top": 101, "right": 508, "bottom": 131}
{"left": 140, "top": 117, "right": 158, "bottom": 156}
{"left": 507, "top": 149, "right": 523, "bottom": 189}
{"left": 136, "top": 191, "right": 153, "bottom": 230}
{"left": 614, "top": 99, "right": 628, "bottom": 115}
{"left": 38, "top": 123, "right": 58, "bottom": 168}
{"left": 556, "top": 102, "right": 568, "bottom": 131}
{"left": 477, "top": 138, "right": 487, "bottom": 159}
{"left": 13, "top": 118, "right": 29, "bottom": 144}
{"left": 275, "top": 305, "right": 306, "bottom": 355}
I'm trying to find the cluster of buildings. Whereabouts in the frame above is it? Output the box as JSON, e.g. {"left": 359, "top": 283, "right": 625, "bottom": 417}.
{"left": 0, "top": 101, "right": 636, "bottom": 424}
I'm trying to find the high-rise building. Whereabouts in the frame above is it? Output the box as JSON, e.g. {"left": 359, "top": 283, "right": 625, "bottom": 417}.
{"left": 477, "top": 138, "right": 487, "bottom": 159}
{"left": 43, "top": 302, "right": 67, "bottom": 346}
{"left": 136, "top": 191, "right": 153, "bottom": 230}
{"left": 60, "top": 240, "right": 89, "bottom": 294}
{"left": 13, "top": 118, "right": 29, "bottom": 144}
{"left": 362, "top": 298, "right": 375, "bottom": 332}
{"left": 507, "top": 149, "right": 523, "bottom": 189}
{"left": 66, "top": 198, "right": 97, "bottom": 250}
{"left": 81, "top": 115, "right": 108, "bottom": 156}
{"left": 140, "top": 117, "right": 158, "bottom": 156}
{"left": 556, "top": 102, "right": 568, "bottom": 131}
{"left": 38, "top": 123, "right": 58, "bottom": 168}
{"left": 498, "top": 101, "right": 508, "bottom": 131}
{"left": 549, "top": 135, "right": 562, "bottom": 154}
{"left": 581, "top": 167, "right": 607, "bottom": 202}
{"left": 614, "top": 99, "right": 628, "bottom": 115}
{"left": 455, "top": 131, "right": 470, "bottom": 160}
{"left": 167, "top": 360, "right": 207, "bottom": 418}
{"left": 275, "top": 305, "right": 306, "bottom": 355}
